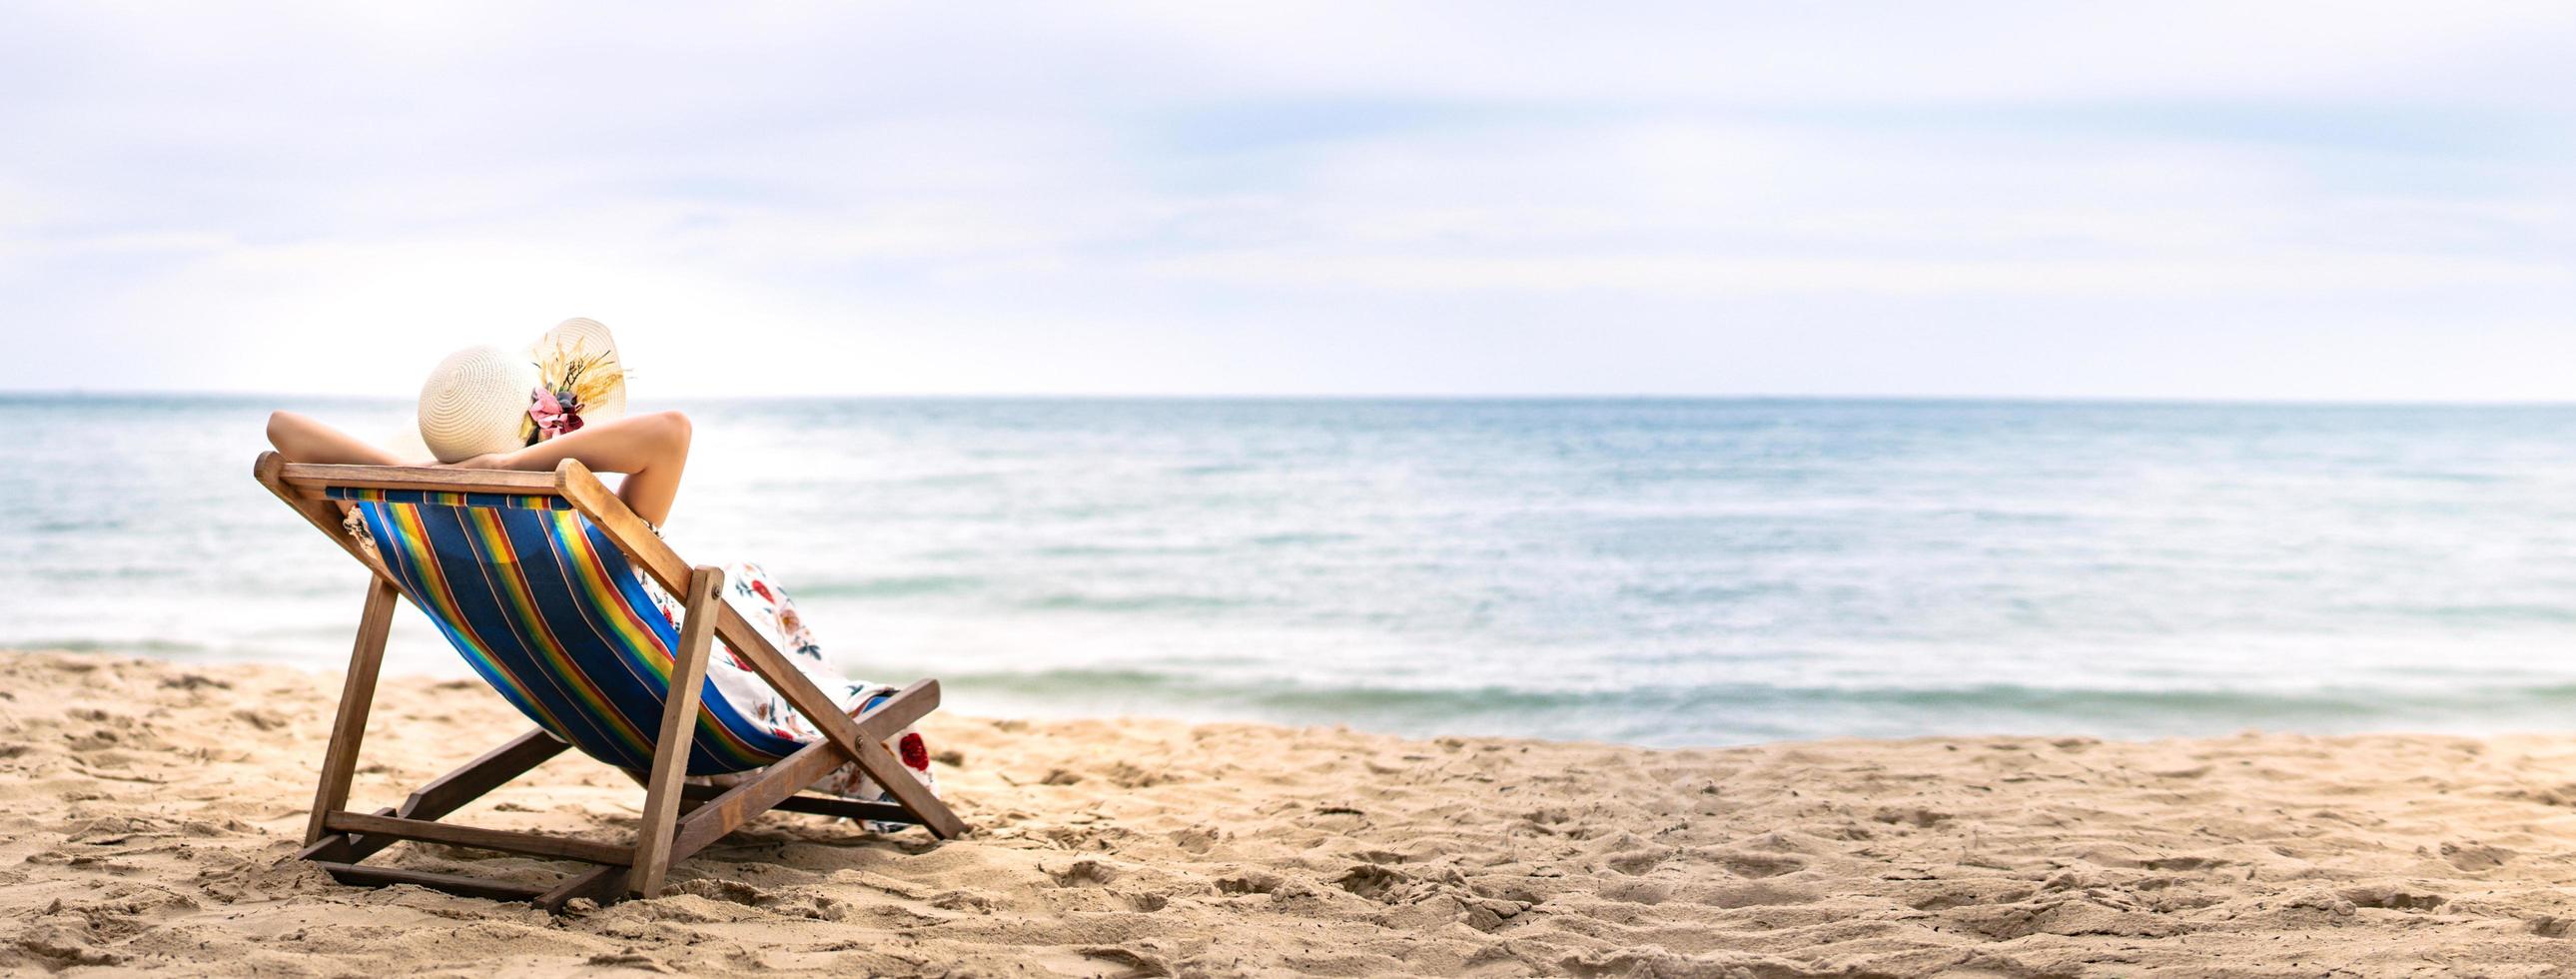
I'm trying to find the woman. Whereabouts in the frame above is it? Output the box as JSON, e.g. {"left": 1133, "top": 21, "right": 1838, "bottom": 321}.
{"left": 266, "top": 319, "right": 935, "bottom": 822}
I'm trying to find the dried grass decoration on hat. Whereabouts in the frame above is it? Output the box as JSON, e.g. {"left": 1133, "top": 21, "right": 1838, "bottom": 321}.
{"left": 521, "top": 320, "right": 627, "bottom": 446}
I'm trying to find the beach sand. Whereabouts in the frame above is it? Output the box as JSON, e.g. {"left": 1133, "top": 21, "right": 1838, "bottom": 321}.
{"left": 8, "top": 651, "right": 2576, "bottom": 976}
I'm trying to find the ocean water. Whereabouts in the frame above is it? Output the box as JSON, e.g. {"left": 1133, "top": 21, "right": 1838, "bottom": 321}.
{"left": 7, "top": 395, "right": 2576, "bottom": 747}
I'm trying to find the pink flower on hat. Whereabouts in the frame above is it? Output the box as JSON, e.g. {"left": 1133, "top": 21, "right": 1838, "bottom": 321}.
{"left": 528, "top": 387, "right": 584, "bottom": 442}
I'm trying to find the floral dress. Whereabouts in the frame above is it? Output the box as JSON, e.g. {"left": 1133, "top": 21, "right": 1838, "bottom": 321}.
{"left": 635, "top": 557, "right": 938, "bottom": 830}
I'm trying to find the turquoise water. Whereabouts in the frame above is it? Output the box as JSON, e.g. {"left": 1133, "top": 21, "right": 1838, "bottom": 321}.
{"left": 7, "top": 395, "right": 2576, "bottom": 746}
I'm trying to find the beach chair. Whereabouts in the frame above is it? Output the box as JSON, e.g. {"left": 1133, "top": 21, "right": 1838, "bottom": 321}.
{"left": 252, "top": 452, "right": 967, "bottom": 910}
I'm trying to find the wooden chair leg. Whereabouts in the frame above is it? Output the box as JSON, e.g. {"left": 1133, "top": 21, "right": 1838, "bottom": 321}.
{"left": 711, "top": 603, "right": 968, "bottom": 839}
{"left": 663, "top": 681, "right": 945, "bottom": 863}
{"left": 628, "top": 565, "right": 724, "bottom": 898}
{"left": 306, "top": 577, "right": 399, "bottom": 846}
{"left": 300, "top": 728, "right": 564, "bottom": 865}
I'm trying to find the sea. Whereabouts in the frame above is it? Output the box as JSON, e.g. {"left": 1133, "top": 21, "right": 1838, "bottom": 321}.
{"left": 8, "top": 395, "right": 2576, "bottom": 748}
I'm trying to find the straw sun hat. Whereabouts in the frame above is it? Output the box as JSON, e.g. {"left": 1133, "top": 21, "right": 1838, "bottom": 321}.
{"left": 417, "top": 318, "right": 628, "bottom": 464}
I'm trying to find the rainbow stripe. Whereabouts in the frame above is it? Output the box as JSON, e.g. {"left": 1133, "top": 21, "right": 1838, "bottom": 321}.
{"left": 328, "top": 488, "right": 804, "bottom": 774}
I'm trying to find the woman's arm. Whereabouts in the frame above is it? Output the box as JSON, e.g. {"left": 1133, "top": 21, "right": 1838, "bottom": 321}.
{"left": 265, "top": 411, "right": 420, "bottom": 467}
{"left": 454, "top": 412, "right": 692, "bottom": 525}
{"left": 265, "top": 410, "right": 693, "bottom": 525}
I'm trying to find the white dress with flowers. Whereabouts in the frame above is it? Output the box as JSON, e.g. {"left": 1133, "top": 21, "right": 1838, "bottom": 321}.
{"left": 633, "top": 557, "right": 938, "bottom": 827}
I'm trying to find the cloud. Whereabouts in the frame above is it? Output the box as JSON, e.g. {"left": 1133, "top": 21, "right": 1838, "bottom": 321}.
{"left": 1141, "top": 252, "right": 2575, "bottom": 297}
{"left": 1, "top": 2, "right": 2571, "bottom": 399}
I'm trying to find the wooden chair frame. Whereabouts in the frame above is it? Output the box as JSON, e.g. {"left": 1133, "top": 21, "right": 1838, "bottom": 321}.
{"left": 253, "top": 452, "right": 967, "bottom": 910}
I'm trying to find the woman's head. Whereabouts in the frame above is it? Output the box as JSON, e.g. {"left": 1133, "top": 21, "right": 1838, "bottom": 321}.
{"left": 416, "top": 319, "right": 626, "bottom": 464}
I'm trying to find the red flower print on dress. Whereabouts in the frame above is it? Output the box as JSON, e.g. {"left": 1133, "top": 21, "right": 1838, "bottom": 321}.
{"left": 898, "top": 732, "right": 928, "bottom": 771}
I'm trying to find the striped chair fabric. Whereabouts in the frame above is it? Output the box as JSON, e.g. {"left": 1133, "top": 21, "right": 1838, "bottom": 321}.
{"left": 327, "top": 487, "right": 805, "bottom": 774}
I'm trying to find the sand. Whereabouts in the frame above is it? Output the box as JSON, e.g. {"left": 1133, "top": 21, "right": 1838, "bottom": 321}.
{"left": 8, "top": 651, "right": 2576, "bottom": 977}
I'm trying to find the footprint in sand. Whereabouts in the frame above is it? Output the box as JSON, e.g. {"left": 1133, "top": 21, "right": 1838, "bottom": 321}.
{"left": 1712, "top": 850, "right": 1802, "bottom": 878}
{"left": 1165, "top": 825, "right": 1225, "bottom": 854}
{"left": 1870, "top": 806, "right": 1952, "bottom": 828}
{"left": 928, "top": 889, "right": 1002, "bottom": 912}
{"left": 1334, "top": 864, "right": 1407, "bottom": 902}
{"left": 2338, "top": 884, "right": 2447, "bottom": 911}
{"left": 1045, "top": 858, "right": 1120, "bottom": 887}
{"left": 2439, "top": 841, "right": 2513, "bottom": 872}
{"left": 1215, "top": 869, "right": 1282, "bottom": 894}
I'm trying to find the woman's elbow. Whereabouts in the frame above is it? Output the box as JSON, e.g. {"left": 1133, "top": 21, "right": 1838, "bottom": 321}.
{"left": 265, "top": 411, "right": 302, "bottom": 454}
{"left": 652, "top": 410, "right": 692, "bottom": 451}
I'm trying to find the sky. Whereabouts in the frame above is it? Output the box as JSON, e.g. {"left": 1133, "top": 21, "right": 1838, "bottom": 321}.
{"left": 1, "top": 2, "right": 2571, "bottom": 401}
